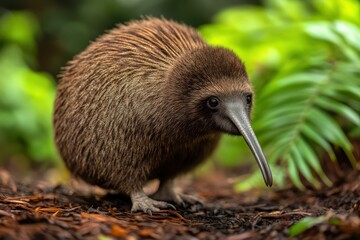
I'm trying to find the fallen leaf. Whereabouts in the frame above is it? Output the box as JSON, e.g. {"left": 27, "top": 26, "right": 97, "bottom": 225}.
{"left": 110, "top": 225, "right": 129, "bottom": 237}
{"left": 138, "top": 229, "right": 162, "bottom": 239}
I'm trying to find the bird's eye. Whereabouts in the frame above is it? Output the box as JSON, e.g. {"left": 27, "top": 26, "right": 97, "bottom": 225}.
{"left": 207, "top": 97, "right": 219, "bottom": 110}
{"left": 246, "top": 94, "right": 252, "bottom": 105}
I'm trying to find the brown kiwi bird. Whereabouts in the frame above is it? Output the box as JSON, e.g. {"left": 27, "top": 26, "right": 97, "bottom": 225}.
{"left": 54, "top": 17, "right": 272, "bottom": 214}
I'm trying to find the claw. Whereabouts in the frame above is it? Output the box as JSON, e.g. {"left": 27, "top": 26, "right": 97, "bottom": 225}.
{"left": 130, "top": 191, "right": 175, "bottom": 215}
{"left": 146, "top": 209, "right": 153, "bottom": 216}
{"left": 167, "top": 203, "right": 176, "bottom": 210}
{"left": 151, "top": 180, "right": 204, "bottom": 208}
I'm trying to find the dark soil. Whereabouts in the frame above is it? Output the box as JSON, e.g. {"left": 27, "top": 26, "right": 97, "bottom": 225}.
{"left": 0, "top": 169, "right": 360, "bottom": 240}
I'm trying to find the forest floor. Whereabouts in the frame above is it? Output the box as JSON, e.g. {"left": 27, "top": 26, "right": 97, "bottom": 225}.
{"left": 0, "top": 168, "right": 360, "bottom": 240}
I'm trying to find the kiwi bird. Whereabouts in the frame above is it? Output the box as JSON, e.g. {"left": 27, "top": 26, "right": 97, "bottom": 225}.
{"left": 54, "top": 18, "right": 272, "bottom": 214}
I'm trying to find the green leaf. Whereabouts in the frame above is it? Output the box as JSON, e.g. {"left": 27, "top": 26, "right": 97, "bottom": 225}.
{"left": 288, "top": 154, "right": 305, "bottom": 190}
{"left": 307, "top": 108, "right": 352, "bottom": 151}
{"left": 289, "top": 216, "right": 326, "bottom": 237}
{"left": 304, "top": 22, "right": 342, "bottom": 45}
{"left": 260, "top": 73, "right": 326, "bottom": 98}
{"left": 315, "top": 97, "right": 360, "bottom": 125}
{"left": 301, "top": 124, "right": 336, "bottom": 160}
{"left": 297, "top": 138, "right": 332, "bottom": 187}
{"left": 258, "top": 127, "right": 295, "bottom": 144}
{"left": 291, "top": 144, "right": 321, "bottom": 189}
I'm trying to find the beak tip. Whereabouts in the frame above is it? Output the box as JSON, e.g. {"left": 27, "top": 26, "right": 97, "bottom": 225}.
{"left": 264, "top": 175, "right": 273, "bottom": 187}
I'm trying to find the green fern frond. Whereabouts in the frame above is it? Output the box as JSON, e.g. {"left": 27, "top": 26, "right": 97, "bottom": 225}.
{"left": 202, "top": 0, "right": 360, "bottom": 190}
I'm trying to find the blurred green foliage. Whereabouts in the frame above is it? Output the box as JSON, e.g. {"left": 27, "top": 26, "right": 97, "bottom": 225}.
{"left": 201, "top": 0, "right": 360, "bottom": 190}
{"left": 0, "top": 12, "right": 59, "bottom": 165}
{"left": 2, "top": 0, "right": 249, "bottom": 76}
{"left": 0, "top": 1, "right": 248, "bottom": 169}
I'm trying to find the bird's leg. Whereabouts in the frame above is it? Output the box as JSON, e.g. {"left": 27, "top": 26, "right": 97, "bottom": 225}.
{"left": 151, "top": 179, "right": 203, "bottom": 208}
{"left": 130, "top": 190, "right": 175, "bottom": 215}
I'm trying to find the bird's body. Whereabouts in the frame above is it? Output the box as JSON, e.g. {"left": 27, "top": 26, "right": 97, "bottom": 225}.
{"left": 54, "top": 18, "right": 272, "bottom": 213}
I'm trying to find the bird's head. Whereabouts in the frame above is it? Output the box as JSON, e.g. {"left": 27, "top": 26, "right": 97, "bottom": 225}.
{"left": 167, "top": 46, "right": 273, "bottom": 186}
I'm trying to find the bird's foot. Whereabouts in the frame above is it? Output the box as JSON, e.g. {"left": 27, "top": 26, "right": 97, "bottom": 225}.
{"left": 130, "top": 191, "right": 175, "bottom": 215}
{"left": 151, "top": 183, "right": 203, "bottom": 208}
{"left": 173, "top": 192, "right": 204, "bottom": 208}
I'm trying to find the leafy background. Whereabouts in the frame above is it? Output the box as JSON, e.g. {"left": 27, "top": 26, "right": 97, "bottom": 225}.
{"left": 0, "top": 0, "right": 359, "bottom": 188}
{"left": 202, "top": 0, "right": 360, "bottom": 190}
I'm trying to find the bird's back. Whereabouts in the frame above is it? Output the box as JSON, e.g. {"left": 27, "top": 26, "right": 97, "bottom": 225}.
{"left": 53, "top": 18, "right": 208, "bottom": 191}
{"left": 55, "top": 18, "right": 208, "bottom": 134}
{"left": 60, "top": 18, "right": 206, "bottom": 83}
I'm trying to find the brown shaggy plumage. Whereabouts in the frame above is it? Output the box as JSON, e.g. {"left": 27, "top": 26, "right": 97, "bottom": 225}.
{"left": 54, "top": 18, "right": 250, "bottom": 196}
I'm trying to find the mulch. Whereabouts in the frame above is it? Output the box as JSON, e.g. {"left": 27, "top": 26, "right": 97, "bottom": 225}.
{"left": 0, "top": 169, "right": 360, "bottom": 240}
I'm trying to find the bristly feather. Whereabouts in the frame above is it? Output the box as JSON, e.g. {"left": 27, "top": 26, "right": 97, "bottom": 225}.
{"left": 53, "top": 18, "right": 249, "bottom": 195}
{"left": 60, "top": 17, "right": 206, "bottom": 82}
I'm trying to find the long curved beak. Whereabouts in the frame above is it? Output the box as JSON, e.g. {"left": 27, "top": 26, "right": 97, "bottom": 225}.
{"left": 226, "top": 102, "right": 273, "bottom": 187}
